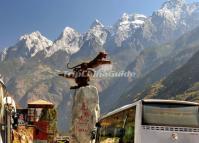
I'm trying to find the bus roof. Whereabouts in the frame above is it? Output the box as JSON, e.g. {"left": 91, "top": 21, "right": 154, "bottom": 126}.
{"left": 142, "top": 99, "right": 199, "bottom": 105}
{"left": 99, "top": 100, "right": 140, "bottom": 120}
{"left": 99, "top": 99, "right": 199, "bottom": 120}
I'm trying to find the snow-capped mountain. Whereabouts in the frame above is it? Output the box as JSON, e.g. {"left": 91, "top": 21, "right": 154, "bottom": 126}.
{"left": 148, "top": 0, "right": 199, "bottom": 43}
{"left": 1, "top": 0, "right": 199, "bottom": 133}
{"left": 46, "top": 27, "right": 82, "bottom": 57}
{"left": 86, "top": 19, "right": 108, "bottom": 47}
{"left": 111, "top": 0, "right": 199, "bottom": 51}
{"left": 161, "top": 0, "right": 186, "bottom": 10}
{"left": 0, "top": 31, "right": 53, "bottom": 61}
{"left": 70, "top": 19, "right": 110, "bottom": 61}
{"left": 114, "top": 13, "right": 147, "bottom": 47}
{"left": 1, "top": 0, "right": 199, "bottom": 62}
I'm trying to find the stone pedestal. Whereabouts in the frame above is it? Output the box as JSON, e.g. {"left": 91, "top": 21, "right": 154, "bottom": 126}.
{"left": 70, "top": 86, "right": 100, "bottom": 143}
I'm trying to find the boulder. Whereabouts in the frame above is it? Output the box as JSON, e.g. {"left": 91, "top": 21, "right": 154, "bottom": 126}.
{"left": 70, "top": 86, "right": 100, "bottom": 143}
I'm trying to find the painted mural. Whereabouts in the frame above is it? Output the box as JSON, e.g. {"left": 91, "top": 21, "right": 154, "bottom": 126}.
{"left": 13, "top": 126, "right": 34, "bottom": 143}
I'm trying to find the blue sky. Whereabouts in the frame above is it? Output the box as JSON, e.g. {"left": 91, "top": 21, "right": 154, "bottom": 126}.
{"left": 0, "top": 0, "right": 197, "bottom": 49}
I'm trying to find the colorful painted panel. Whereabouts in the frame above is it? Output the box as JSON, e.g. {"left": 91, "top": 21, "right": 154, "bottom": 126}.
{"left": 13, "top": 125, "right": 34, "bottom": 143}
{"left": 33, "top": 121, "right": 48, "bottom": 141}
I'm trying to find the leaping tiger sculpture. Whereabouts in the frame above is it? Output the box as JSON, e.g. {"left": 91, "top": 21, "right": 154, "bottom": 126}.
{"left": 59, "top": 52, "right": 111, "bottom": 89}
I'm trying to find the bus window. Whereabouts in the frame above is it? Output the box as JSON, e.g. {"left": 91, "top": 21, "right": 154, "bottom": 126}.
{"left": 98, "top": 106, "right": 136, "bottom": 143}
{"left": 142, "top": 103, "right": 199, "bottom": 128}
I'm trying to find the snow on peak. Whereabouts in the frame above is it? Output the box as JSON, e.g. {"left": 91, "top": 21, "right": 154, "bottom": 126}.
{"left": 121, "top": 13, "right": 129, "bottom": 20}
{"left": 0, "top": 48, "right": 8, "bottom": 61}
{"left": 20, "top": 31, "right": 42, "bottom": 41}
{"left": 7, "top": 31, "right": 53, "bottom": 58}
{"left": 85, "top": 20, "right": 108, "bottom": 46}
{"left": 154, "top": 0, "right": 199, "bottom": 26}
{"left": 120, "top": 13, "right": 147, "bottom": 22}
{"left": 45, "top": 27, "right": 82, "bottom": 57}
{"left": 90, "top": 19, "right": 104, "bottom": 29}
{"left": 0, "top": 31, "right": 53, "bottom": 61}
{"left": 153, "top": 0, "right": 189, "bottom": 25}
{"left": 161, "top": 0, "right": 186, "bottom": 10}
{"left": 61, "top": 27, "right": 77, "bottom": 38}
{"left": 19, "top": 31, "right": 53, "bottom": 48}
{"left": 114, "top": 13, "right": 147, "bottom": 47}
{"left": 116, "top": 13, "right": 146, "bottom": 30}
{"left": 187, "top": 2, "right": 199, "bottom": 14}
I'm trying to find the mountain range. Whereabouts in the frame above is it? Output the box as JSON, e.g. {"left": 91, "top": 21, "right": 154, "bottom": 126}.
{"left": 1, "top": 0, "right": 199, "bottom": 132}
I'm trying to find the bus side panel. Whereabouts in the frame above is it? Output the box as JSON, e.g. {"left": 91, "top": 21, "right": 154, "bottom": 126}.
{"left": 140, "top": 129, "right": 199, "bottom": 143}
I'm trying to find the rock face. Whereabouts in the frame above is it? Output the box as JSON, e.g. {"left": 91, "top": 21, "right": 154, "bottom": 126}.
{"left": 46, "top": 27, "right": 82, "bottom": 57}
{"left": 70, "top": 86, "right": 100, "bottom": 143}
{"left": 1, "top": 31, "right": 53, "bottom": 61}
{"left": 114, "top": 13, "right": 147, "bottom": 47}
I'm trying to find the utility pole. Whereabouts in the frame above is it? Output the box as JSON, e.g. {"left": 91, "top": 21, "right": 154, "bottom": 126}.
{"left": 4, "top": 104, "right": 12, "bottom": 143}
{"left": 0, "top": 77, "right": 6, "bottom": 143}
{"left": 4, "top": 96, "right": 16, "bottom": 143}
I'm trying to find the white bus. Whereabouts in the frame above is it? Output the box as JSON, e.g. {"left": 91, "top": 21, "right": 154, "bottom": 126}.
{"left": 94, "top": 99, "right": 199, "bottom": 143}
